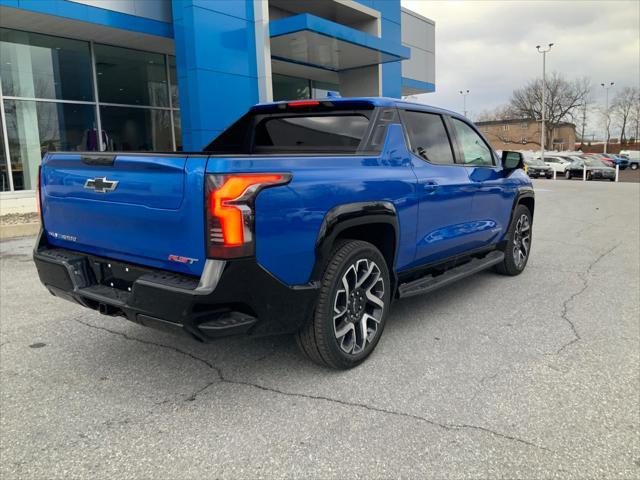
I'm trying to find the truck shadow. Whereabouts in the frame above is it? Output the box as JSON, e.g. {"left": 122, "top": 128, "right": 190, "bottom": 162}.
{"left": 70, "top": 269, "right": 503, "bottom": 399}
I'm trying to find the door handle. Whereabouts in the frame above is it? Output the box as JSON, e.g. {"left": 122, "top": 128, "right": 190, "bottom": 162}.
{"left": 421, "top": 181, "right": 438, "bottom": 193}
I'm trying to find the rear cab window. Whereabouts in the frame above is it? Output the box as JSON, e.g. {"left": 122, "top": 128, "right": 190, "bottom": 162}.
{"left": 253, "top": 115, "right": 369, "bottom": 153}
{"left": 204, "top": 101, "right": 378, "bottom": 155}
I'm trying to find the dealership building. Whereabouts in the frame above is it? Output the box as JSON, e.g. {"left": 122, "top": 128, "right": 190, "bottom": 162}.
{"left": 0, "top": 0, "right": 435, "bottom": 209}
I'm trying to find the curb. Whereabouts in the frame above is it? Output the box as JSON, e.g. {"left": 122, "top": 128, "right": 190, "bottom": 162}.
{"left": 0, "top": 222, "right": 40, "bottom": 240}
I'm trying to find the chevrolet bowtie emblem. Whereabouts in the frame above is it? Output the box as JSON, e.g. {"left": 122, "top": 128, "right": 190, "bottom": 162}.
{"left": 84, "top": 177, "right": 119, "bottom": 193}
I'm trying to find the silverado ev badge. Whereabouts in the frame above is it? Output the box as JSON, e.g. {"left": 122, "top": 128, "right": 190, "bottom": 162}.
{"left": 84, "top": 177, "right": 118, "bottom": 193}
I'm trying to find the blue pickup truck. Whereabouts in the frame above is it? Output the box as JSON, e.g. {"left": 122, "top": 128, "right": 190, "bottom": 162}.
{"left": 34, "top": 97, "right": 534, "bottom": 369}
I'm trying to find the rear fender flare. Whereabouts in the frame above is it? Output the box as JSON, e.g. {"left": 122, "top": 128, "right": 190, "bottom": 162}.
{"left": 311, "top": 201, "right": 399, "bottom": 283}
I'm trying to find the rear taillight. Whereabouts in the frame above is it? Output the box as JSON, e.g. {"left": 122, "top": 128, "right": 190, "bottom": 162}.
{"left": 205, "top": 173, "right": 291, "bottom": 258}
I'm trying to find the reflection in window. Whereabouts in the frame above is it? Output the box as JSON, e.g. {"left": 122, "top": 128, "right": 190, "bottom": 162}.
{"left": 272, "top": 74, "right": 310, "bottom": 101}
{"left": 451, "top": 118, "right": 494, "bottom": 166}
{"left": 0, "top": 114, "right": 9, "bottom": 192}
{"left": 173, "top": 110, "right": 182, "bottom": 151}
{"left": 402, "top": 111, "right": 455, "bottom": 164}
{"left": 4, "top": 99, "right": 96, "bottom": 190}
{"left": 95, "top": 44, "right": 168, "bottom": 107}
{"left": 0, "top": 28, "right": 93, "bottom": 101}
{"left": 254, "top": 115, "right": 369, "bottom": 152}
{"left": 169, "top": 56, "right": 179, "bottom": 108}
{"left": 311, "top": 80, "right": 340, "bottom": 98}
{"left": 100, "top": 106, "right": 172, "bottom": 151}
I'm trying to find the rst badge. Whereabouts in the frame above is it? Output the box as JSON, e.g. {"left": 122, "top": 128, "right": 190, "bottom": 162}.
{"left": 84, "top": 177, "right": 118, "bottom": 193}
{"left": 168, "top": 255, "right": 199, "bottom": 265}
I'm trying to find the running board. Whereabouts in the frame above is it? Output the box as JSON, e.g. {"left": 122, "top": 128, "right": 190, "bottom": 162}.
{"left": 397, "top": 250, "right": 505, "bottom": 298}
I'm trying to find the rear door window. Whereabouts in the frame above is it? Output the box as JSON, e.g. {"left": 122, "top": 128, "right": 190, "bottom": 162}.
{"left": 401, "top": 110, "right": 455, "bottom": 164}
{"left": 253, "top": 115, "right": 369, "bottom": 153}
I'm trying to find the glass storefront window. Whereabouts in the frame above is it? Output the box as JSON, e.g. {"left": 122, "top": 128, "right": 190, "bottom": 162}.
{"left": 4, "top": 99, "right": 96, "bottom": 190}
{"left": 100, "top": 106, "right": 172, "bottom": 151}
{"left": 0, "top": 115, "right": 9, "bottom": 192}
{"left": 169, "top": 56, "right": 179, "bottom": 108}
{"left": 0, "top": 29, "right": 181, "bottom": 192}
{"left": 272, "top": 74, "right": 311, "bottom": 101}
{"left": 173, "top": 110, "right": 182, "bottom": 151}
{"left": 94, "top": 44, "right": 168, "bottom": 107}
{"left": 311, "top": 80, "right": 340, "bottom": 98}
{"left": 272, "top": 74, "right": 340, "bottom": 101}
{"left": 0, "top": 28, "right": 93, "bottom": 101}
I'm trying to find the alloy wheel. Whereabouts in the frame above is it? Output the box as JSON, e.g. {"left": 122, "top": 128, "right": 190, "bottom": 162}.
{"left": 332, "top": 258, "right": 385, "bottom": 355}
{"left": 512, "top": 214, "right": 531, "bottom": 269}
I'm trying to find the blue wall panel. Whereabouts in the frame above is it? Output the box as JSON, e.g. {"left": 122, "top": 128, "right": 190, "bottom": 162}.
{"left": 380, "top": 2, "right": 403, "bottom": 98}
{"left": 172, "top": 0, "right": 259, "bottom": 150}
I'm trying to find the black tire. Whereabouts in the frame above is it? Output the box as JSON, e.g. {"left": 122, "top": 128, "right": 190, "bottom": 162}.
{"left": 609, "top": 177, "right": 615, "bottom": 182}
{"left": 587, "top": 171, "right": 592, "bottom": 181}
{"left": 565, "top": 170, "right": 572, "bottom": 179}
{"left": 495, "top": 204, "right": 532, "bottom": 276}
{"left": 296, "top": 240, "right": 391, "bottom": 369}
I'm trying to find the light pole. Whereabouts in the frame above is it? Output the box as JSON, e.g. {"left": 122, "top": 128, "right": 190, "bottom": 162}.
{"left": 536, "top": 43, "right": 553, "bottom": 160}
{"left": 459, "top": 90, "right": 470, "bottom": 117}
{"left": 600, "top": 82, "right": 614, "bottom": 153}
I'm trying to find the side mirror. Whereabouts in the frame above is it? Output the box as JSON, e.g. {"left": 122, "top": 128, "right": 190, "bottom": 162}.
{"left": 502, "top": 151, "right": 524, "bottom": 174}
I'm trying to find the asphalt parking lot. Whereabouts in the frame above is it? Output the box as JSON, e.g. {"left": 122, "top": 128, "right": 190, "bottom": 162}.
{"left": 1, "top": 180, "right": 639, "bottom": 479}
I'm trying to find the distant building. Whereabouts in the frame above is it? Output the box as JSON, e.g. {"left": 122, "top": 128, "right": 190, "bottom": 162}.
{"left": 476, "top": 119, "right": 576, "bottom": 152}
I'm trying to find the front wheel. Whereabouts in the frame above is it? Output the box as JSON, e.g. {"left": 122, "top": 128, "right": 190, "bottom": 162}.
{"left": 296, "top": 240, "right": 391, "bottom": 369}
{"left": 565, "top": 170, "right": 572, "bottom": 179}
{"left": 495, "top": 204, "right": 532, "bottom": 276}
{"left": 631, "top": 163, "right": 638, "bottom": 170}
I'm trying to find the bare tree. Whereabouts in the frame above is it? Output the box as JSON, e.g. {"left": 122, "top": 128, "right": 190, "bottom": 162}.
{"left": 630, "top": 95, "right": 640, "bottom": 143}
{"left": 510, "top": 73, "right": 591, "bottom": 149}
{"left": 576, "top": 89, "right": 596, "bottom": 148}
{"left": 491, "top": 132, "right": 541, "bottom": 147}
{"left": 611, "top": 87, "right": 639, "bottom": 144}
{"left": 474, "top": 104, "right": 517, "bottom": 122}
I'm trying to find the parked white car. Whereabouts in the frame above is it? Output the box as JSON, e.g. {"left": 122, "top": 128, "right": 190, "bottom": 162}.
{"left": 543, "top": 156, "right": 572, "bottom": 173}
{"left": 619, "top": 150, "right": 639, "bottom": 170}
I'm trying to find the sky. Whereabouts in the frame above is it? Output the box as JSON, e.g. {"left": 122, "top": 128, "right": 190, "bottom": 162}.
{"left": 401, "top": 0, "right": 640, "bottom": 137}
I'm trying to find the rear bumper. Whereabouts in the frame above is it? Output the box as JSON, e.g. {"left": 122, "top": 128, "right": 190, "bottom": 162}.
{"left": 33, "top": 231, "right": 318, "bottom": 341}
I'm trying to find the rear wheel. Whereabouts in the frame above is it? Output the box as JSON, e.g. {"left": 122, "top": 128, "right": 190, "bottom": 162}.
{"left": 631, "top": 163, "right": 638, "bottom": 170}
{"left": 296, "top": 240, "right": 391, "bottom": 369}
{"left": 495, "top": 204, "right": 532, "bottom": 276}
{"left": 587, "top": 171, "right": 593, "bottom": 181}
{"left": 565, "top": 170, "right": 572, "bottom": 179}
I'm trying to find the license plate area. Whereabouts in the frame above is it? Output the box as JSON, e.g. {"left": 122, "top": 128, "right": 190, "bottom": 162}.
{"left": 90, "top": 260, "right": 145, "bottom": 292}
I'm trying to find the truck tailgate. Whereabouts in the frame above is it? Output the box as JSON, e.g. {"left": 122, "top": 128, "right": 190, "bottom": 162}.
{"left": 41, "top": 153, "right": 208, "bottom": 276}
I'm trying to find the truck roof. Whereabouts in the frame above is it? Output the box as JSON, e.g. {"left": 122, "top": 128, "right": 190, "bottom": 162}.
{"left": 254, "top": 97, "right": 464, "bottom": 120}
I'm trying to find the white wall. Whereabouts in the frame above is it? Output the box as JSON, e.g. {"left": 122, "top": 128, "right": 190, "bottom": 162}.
{"left": 401, "top": 7, "right": 435, "bottom": 87}
{"left": 338, "top": 65, "right": 380, "bottom": 97}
